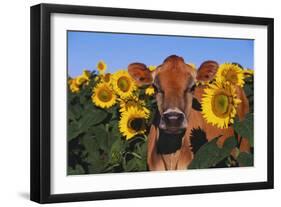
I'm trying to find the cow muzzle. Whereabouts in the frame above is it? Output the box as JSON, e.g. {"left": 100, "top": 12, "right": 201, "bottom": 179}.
{"left": 159, "top": 108, "right": 187, "bottom": 134}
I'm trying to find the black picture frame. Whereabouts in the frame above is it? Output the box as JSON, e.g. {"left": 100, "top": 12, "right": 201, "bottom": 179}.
{"left": 30, "top": 3, "right": 274, "bottom": 203}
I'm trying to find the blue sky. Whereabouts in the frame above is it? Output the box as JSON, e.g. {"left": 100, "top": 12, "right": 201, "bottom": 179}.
{"left": 67, "top": 31, "right": 254, "bottom": 77}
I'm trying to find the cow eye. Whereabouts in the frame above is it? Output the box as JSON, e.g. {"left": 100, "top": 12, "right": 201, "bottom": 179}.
{"left": 185, "top": 83, "right": 196, "bottom": 93}
{"left": 190, "top": 84, "right": 196, "bottom": 92}
{"left": 152, "top": 84, "right": 164, "bottom": 94}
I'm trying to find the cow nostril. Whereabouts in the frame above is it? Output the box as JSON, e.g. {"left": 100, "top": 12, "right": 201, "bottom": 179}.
{"left": 163, "top": 112, "right": 184, "bottom": 122}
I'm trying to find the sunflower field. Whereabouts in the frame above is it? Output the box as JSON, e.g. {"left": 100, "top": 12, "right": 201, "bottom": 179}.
{"left": 67, "top": 61, "right": 157, "bottom": 174}
{"left": 67, "top": 60, "right": 254, "bottom": 175}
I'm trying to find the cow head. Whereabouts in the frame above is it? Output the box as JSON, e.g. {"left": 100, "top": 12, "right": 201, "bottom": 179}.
{"left": 128, "top": 55, "right": 218, "bottom": 134}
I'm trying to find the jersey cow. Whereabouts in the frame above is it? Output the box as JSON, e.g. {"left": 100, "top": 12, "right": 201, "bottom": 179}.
{"left": 128, "top": 55, "right": 250, "bottom": 171}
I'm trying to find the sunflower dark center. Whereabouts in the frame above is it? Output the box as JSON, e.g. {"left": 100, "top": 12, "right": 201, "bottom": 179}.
{"left": 98, "top": 63, "right": 105, "bottom": 70}
{"left": 128, "top": 118, "right": 145, "bottom": 131}
{"left": 98, "top": 88, "right": 112, "bottom": 102}
{"left": 117, "top": 77, "right": 131, "bottom": 92}
{"left": 212, "top": 93, "right": 230, "bottom": 117}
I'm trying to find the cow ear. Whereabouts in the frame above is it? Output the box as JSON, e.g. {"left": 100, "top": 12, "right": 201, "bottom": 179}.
{"left": 128, "top": 63, "right": 153, "bottom": 86}
{"left": 196, "top": 61, "right": 219, "bottom": 82}
{"left": 236, "top": 86, "right": 249, "bottom": 120}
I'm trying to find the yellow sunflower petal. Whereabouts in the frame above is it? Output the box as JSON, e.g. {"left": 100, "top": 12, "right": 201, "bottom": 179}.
{"left": 82, "top": 70, "right": 91, "bottom": 85}
{"left": 145, "top": 86, "right": 155, "bottom": 96}
{"left": 187, "top": 63, "right": 196, "bottom": 70}
{"left": 82, "top": 70, "right": 91, "bottom": 79}
{"left": 68, "top": 79, "right": 80, "bottom": 93}
{"left": 148, "top": 65, "right": 157, "bottom": 71}
{"left": 70, "top": 82, "right": 80, "bottom": 93}
{"left": 75, "top": 75, "right": 87, "bottom": 85}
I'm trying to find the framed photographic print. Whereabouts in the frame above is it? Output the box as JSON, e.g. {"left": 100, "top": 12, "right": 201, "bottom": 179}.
{"left": 30, "top": 3, "right": 274, "bottom": 203}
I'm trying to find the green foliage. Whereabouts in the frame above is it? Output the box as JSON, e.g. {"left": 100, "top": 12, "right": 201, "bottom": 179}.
{"left": 189, "top": 110, "right": 255, "bottom": 170}
{"left": 189, "top": 136, "right": 237, "bottom": 169}
{"left": 234, "top": 113, "right": 254, "bottom": 147}
{"left": 237, "top": 152, "right": 253, "bottom": 166}
{"left": 68, "top": 165, "right": 85, "bottom": 175}
{"left": 244, "top": 76, "right": 254, "bottom": 113}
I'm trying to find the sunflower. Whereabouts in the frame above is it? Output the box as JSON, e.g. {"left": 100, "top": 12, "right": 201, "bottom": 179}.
{"left": 92, "top": 82, "right": 116, "bottom": 108}
{"left": 119, "top": 106, "right": 149, "bottom": 140}
{"left": 82, "top": 70, "right": 91, "bottom": 80}
{"left": 112, "top": 70, "right": 136, "bottom": 99}
{"left": 96, "top": 60, "right": 107, "bottom": 74}
{"left": 145, "top": 85, "right": 155, "bottom": 96}
{"left": 215, "top": 63, "right": 245, "bottom": 87}
{"left": 148, "top": 65, "right": 157, "bottom": 71}
{"left": 94, "top": 73, "right": 112, "bottom": 85}
{"left": 76, "top": 70, "right": 91, "bottom": 86}
{"left": 201, "top": 82, "right": 241, "bottom": 129}
{"left": 101, "top": 73, "right": 112, "bottom": 84}
{"left": 75, "top": 76, "right": 85, "bottom": 85}
{"left": 119, "top": 96, "right": 149, "bottom": 114}
{"left": 68, "top": 79, "right": 80, "bottom": 93}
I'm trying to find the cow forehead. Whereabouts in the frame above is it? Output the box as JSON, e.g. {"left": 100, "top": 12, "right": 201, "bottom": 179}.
{"left": 156, "top": 65, "right": 194, "bottom": 90}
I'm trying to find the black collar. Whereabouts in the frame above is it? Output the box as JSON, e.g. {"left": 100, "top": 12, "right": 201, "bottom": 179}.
{"left": 156, "top": 129, "right": 185, "bottom": 154}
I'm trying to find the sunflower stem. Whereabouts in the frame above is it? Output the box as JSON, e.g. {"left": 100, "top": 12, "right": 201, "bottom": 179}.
{"left": 235, "top": 131, "right": 243, "bottom": 149}
{"left": 143, "top": 134, "right": 148, "bottom": 142}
